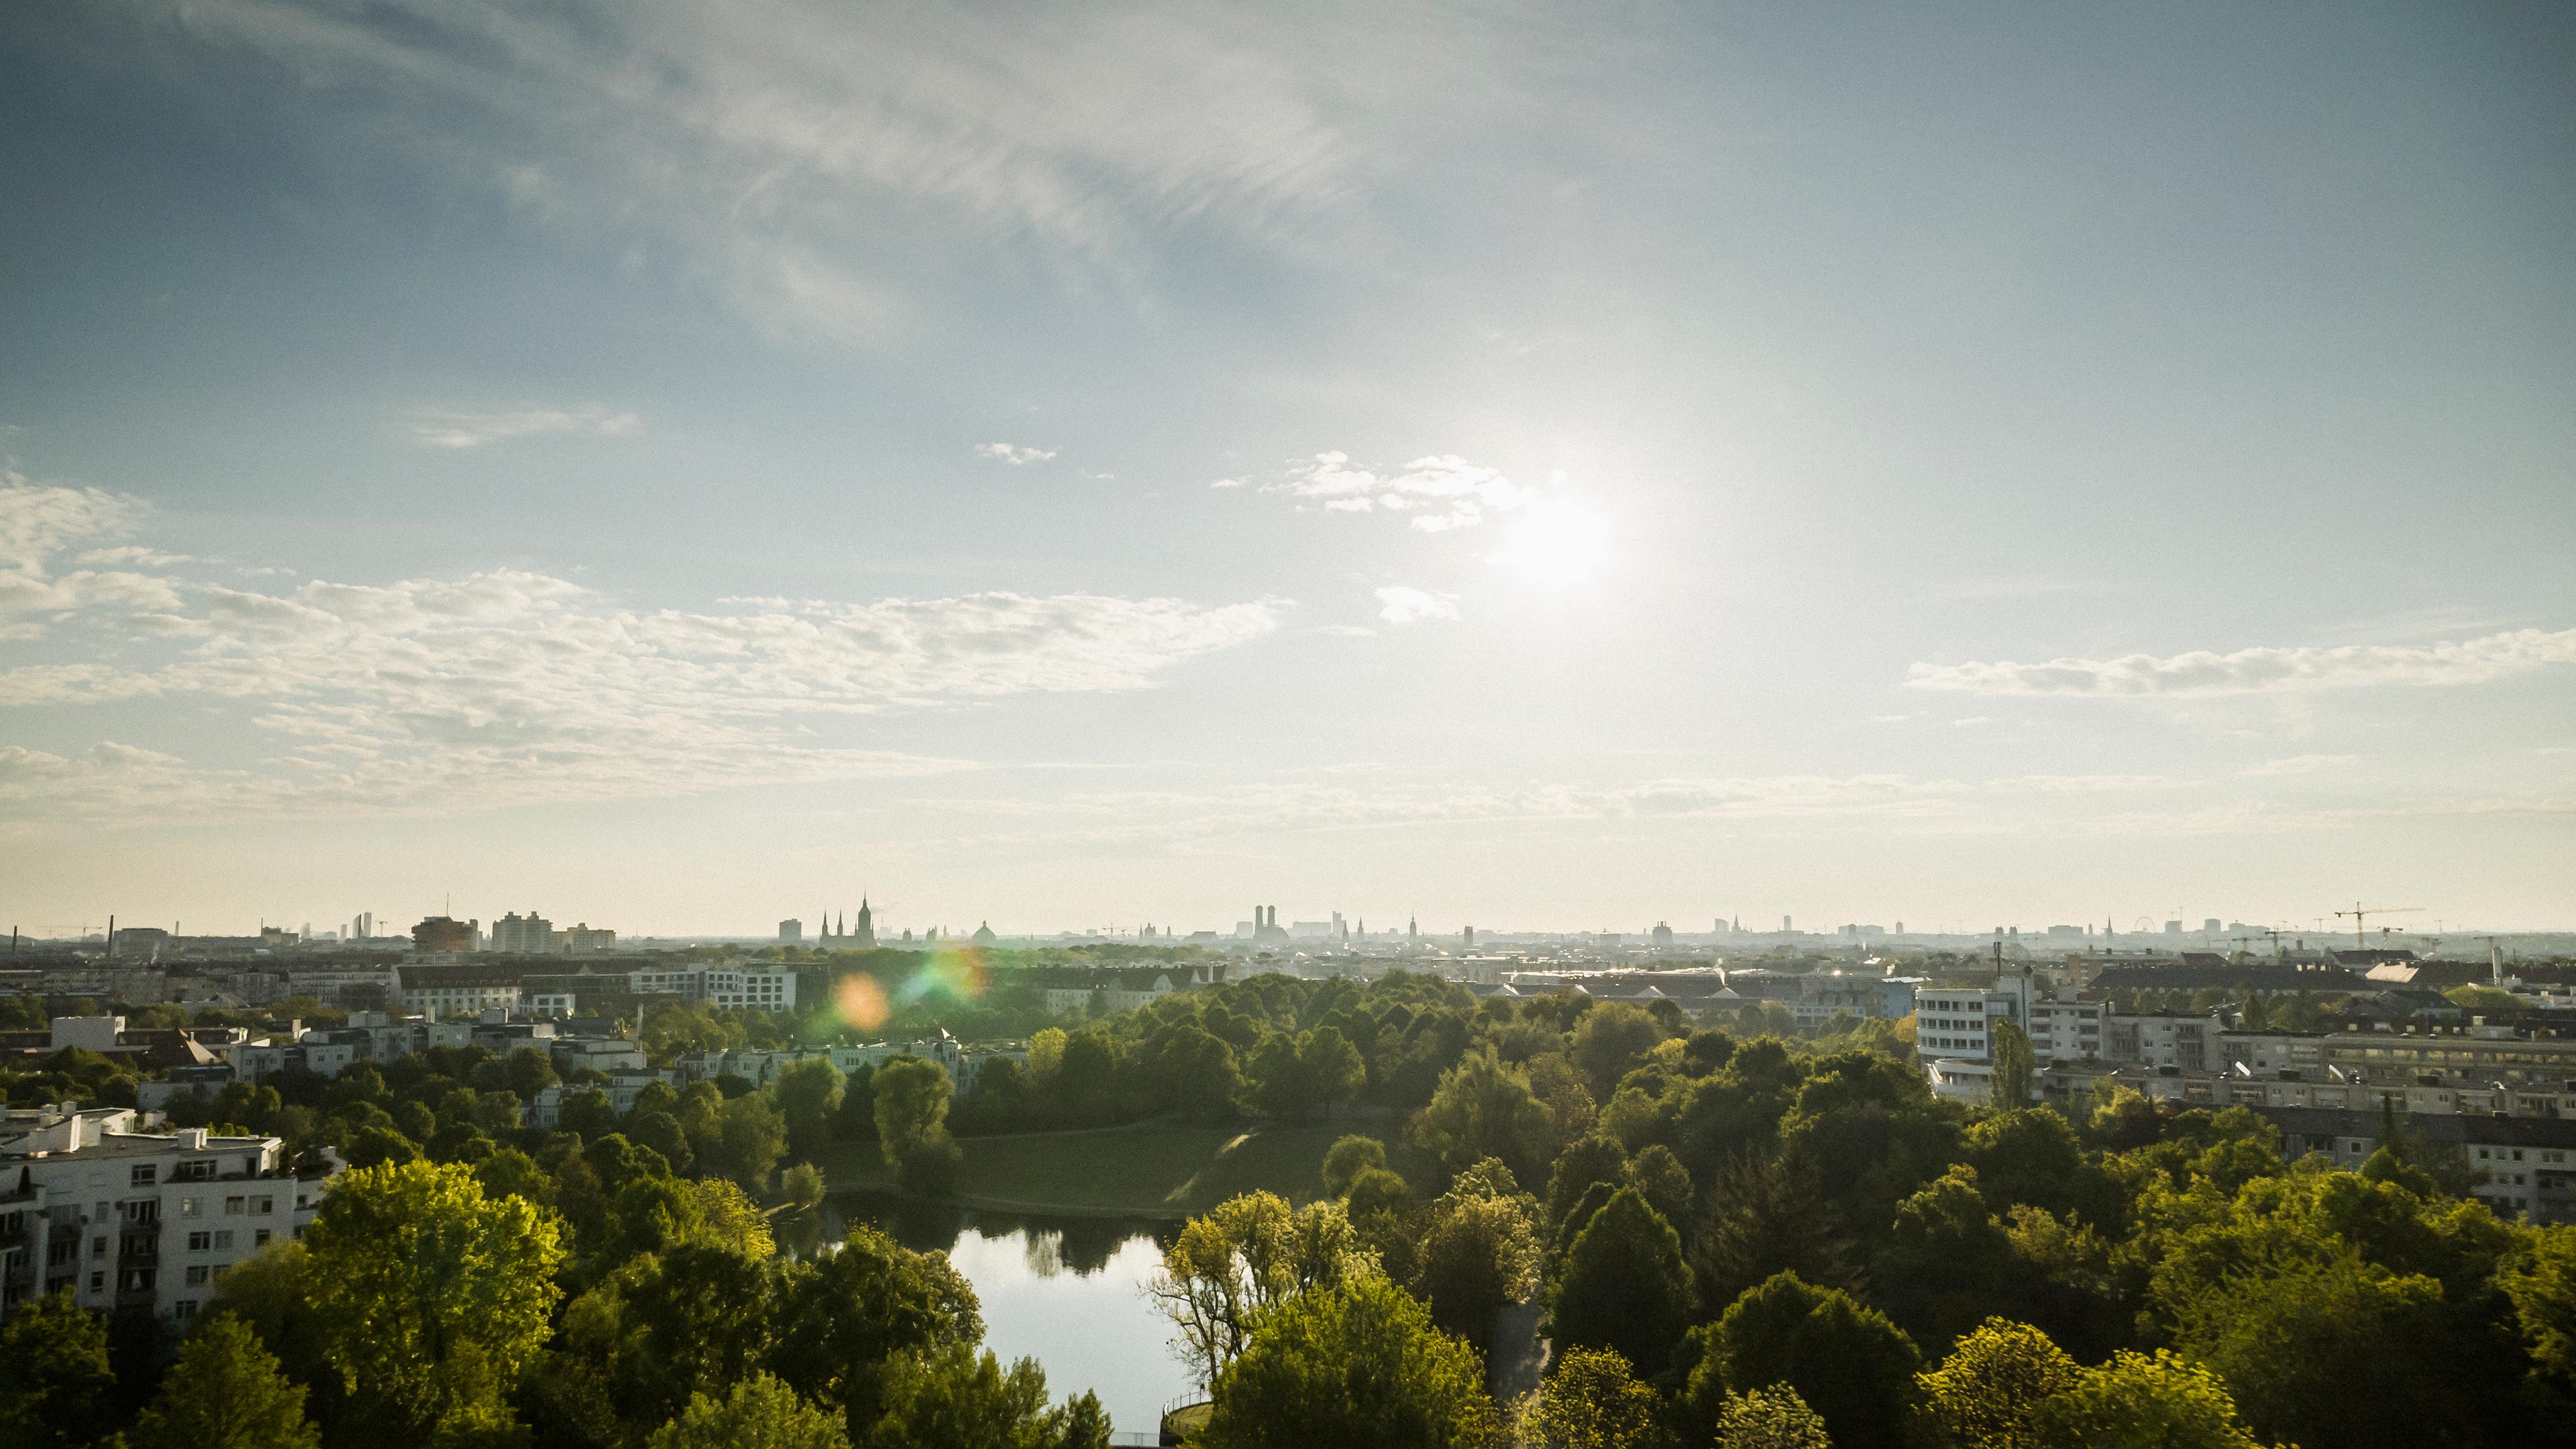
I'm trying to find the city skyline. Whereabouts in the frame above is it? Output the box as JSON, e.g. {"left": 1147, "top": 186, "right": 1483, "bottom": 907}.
{"left": 3, "top": 3, "right": 2571, "bottom": 933}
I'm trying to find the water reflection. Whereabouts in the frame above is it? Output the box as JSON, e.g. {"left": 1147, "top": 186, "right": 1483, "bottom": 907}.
{"left": 804, "top": 1192, "right": 1192, "bottom": 1436}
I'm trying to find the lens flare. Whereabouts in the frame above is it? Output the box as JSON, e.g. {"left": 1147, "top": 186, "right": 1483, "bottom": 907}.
{"left": 834, "top": 973, "right": 890, "bottom": 1032}
{"left": 896, "top": 945, "right": 991, "bottom": 1008}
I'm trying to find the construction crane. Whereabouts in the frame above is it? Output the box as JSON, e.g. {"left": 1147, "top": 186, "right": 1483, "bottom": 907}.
{"left": 2333, "top": 902, "right": 2422, "bottom": 948}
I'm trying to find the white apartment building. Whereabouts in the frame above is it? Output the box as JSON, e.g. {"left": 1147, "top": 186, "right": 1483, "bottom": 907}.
{"left": 0, "top": 1106, "right": 329, "bottom": 1323}
{"left": 396, "top": 965, "right": 525, "bottom": 1018}
{"left": 2027, "top": 1000, "right": 2105, "bottom": 1062}
{"left": 627, "top": 964, "right": 798, "bottom": 1012}
{"left": 1918, "top": 975, "right": 2036, "bottom": 1104}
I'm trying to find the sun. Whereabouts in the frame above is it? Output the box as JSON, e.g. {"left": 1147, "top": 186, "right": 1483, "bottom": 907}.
{"left": 1493, "top": 497, "right": 1611, "bottom": 586}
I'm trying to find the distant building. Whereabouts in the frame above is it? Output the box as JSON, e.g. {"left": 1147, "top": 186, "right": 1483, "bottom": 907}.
{"left": 627, "top": 963, "right": 796, "bottom": 1011}
{"left": 779, "top": 918, "right": 803, "bottom": 945}
{"left": 409, "top": 916, "right": 476, "bottom": 953}
{"left": 490, "top": 912, "right": 553, "bottom": 955}
{"left": 1651, "top": 922, "right": 1674, "bottom": 949}
{"left": 819, "top": 899, "right": 876, "bottom": 948}
{"left": 557, "top": 923, "right": 616, "bottom": 955}
{"left": 397, "top": 964, "right": 525, "bottom": 1018}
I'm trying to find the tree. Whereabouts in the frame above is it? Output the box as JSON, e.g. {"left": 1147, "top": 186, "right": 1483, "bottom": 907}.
{"left": 1545, "top": 1135, "right": 1629, "bottom": 1232}
{"left": 2502, "top": 1223, "right": 2576, "bottom": 1391}
{"left": 1414, "top": 1167, "right": 1541, "bottom": 1345}
{"left": 129, "top": 1313, "right": 321, "bottom": 1449}
{"left": 1692, "top": 1151, "right": 1858, "bottom": 1313}
{"left": 1571, "top": 1002, "right": 1668, "bottom": 1097}
{"left": 581, "top": 1242, "right": 782, "bottom": 1430}
{"left": 783, "top": 1163, "right": 828, "bottom": 1212}
{"left": 1913, "top": 1318, "right": 2080, "bottom": 1449}
{"left": 1551, "top": 1188, "right": 1689, "bottom": 1379}
{"left": 874, "top": 1057, "right": 960, "bottom": 1195}
{"left": 777, "top": 1057, "right": 847, "bottom": 1165}
{"left": 1298, "top": 1026, "right": 1366, "bottom": 1115}
{"left": 299, "top": 1159, "right": 567, "bottom": 1436}
{"left": 1201, "top": 1275, "right": 1499, "bottom": 1449}
{"left": 1146, "top": 1192, "right": 1373, "bottom": 1385}
{"left": 1986, "top": 1021, "right": 2034, "bottom": 1108}
{"left": 1683, "top": 1272, "right": 1919, "bottom": 1449}
{"left": 651, "top": 1373, "right": 850, "bottom": 1449}
{"left": 1322, "top": 1134, "right": 1387, "bottom": 1197}
{"left": 717, "top": 1089, "right": 791, "bottom": 1189}
{"left": 1872, "top": 1166, "right": 2019, "bottom": 1354}
{"left": 1513, "top": 1346, "right": 1666, "bottom": 1449}
{"left": 860, "top": 1342, "right": 1110, "bottom": 1449}
{"left": 2026, "top": 1350, "right": 2263, "bottom": 1449}
{"left": 1412, "top": 1049, "right": 1558, "bottom": 1185}
{"left": 1713, "top": 1386, "right": 1831, "bottom": 1449}
{"left": 504, "top": 1045, "right": 559, "bottom": 1099}
{"left": 769, "top": 1226, "right": 984, "bottom": 1428}
{"left": 0, "top": 1288, "right": 113, "bottom": 1449}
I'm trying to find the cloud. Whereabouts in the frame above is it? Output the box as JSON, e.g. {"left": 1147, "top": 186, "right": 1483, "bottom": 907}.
{"left": 2238, "top": 754, "right": 2359, "bottom": 777}
{"left": 120, "top": 0, "right": 1379, "bottom": 338}
{"left": 0, "top": 479, "right": 1283, "bottom": 820}
{"left": 1266, "top": 451, "right": 1539, "bottom": 532}
{"left": 1907, "top": 627, "right": 2576, "bottom": 696}
{"left": 0, "top": 475, "right": 186, "bottom": 633}
{"left": 1208, "top": 477, "right": 1249, "bottom": 490}
{"left": 409, "top": 406, "right": 640, "bottom": 449}
{"left": 1374, "top": 586, "right": 1459, "bottom": 625}
{"left": 975, "top": 443, "right": 1057, "bottom": 466}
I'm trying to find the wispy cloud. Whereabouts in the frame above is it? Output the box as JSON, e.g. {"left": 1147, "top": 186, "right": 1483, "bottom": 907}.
{"left": 1907, "top": 627, "right": 2576, "bottom": 697}
{"left": 975, "top": 443, "right": 1057, "bottom": 466}
{"left": 0, "top": 478, "right": 1281, "bottom": 820}
{"left": 1374, "top": 586, "right": 1459, "bottom": 625}
{"left": 1259, "top": 451, "right": 1541, "bottom": 532}
{"left": 409, "top": 406, "right": 639, "bottom": 449}
{"left": 2238, "top": 753, "right": 2359, "bottom": 777}
{"left": 130, "top": 0, "right": 1379, "bottom": 337}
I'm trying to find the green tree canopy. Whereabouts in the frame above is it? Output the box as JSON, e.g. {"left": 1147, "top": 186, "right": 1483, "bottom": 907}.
{"left": 299, "top": 1158, "right": 567, "bottom": 1437}
{"left": 650, "top": 1372, "right": 851, "bottom": 1449}
{"left": 860, "top": 1342, "right": 1110, "bottom": 1449}
{"left": 129, "top": 1313, "right": 321, "bottom": 1449}
{"left": 1684, "top": 1271, "right": 1919, "bottom": 1449}
{"left": 1913, "top": 1318, "right": 2081, "bottom": 1449}
{"left": 1512, "top": 1346, "right": 1666, "bottom": 1449}
{"left": 1322, "top": 1134, "right": 1388, "bottom": 1197}
{"left": 2025, "top": 1350, "right": 2263, "bottom": 1449}
{"left": 0, "top": 1288, "right": 114, "bottom": 1449}
{"left": 1713, "top": 1385, "right": 1832, "bottom": 1449}
{"left": 776, "top": 1057, "right": 847, "bottom": 1165}
{"left": 1412, "top": 1048, "right": 1559, "bottom": 1186}
{"left": 1550, "top": 1187, "right": 1689, "bottom": 1379}
{"left": 1201, "top": 1274, "right": 1499, "bottom": 1449}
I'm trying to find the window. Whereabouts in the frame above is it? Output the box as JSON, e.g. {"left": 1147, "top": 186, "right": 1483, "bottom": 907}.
{"left": 89, "top": 1271, "right": 105, "bottom": 1291}
{"left": 129, "top": 1165, "right": 157, "bottom": 1187}
{"left": 187, "top": 1232, "right": 211, "bottom": 1252}
{"left": 212, "top": 1231, "right": 233, "bottom": 1251}
{"left": 254, "top": 1229, "right": 272, "bottom": 1248}
{"left": 224, "top": 1197, "right": 246, "bottom": 1215}
{"left": 180, "top": 1197, "right": 202, "bottom": 1218}
{"left": 174, "top": 1300, "right": 197, "bottom": 1320}
{"left": 254, "top": 1196, "right": 274, "bottom": 1214}
{"left": 184, "top": 1265, "right": 210, "bottom": 1286}
{"left": 174, "top": 1160, "right": 217, "bottom": 1182}
{"left": 91, "top": 1237, "right": 107, "bottom": 1258}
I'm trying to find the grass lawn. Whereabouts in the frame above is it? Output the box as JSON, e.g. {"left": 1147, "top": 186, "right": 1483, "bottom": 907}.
{"left": 814, "top": 1118, "right": 1438, "bottom": 1218}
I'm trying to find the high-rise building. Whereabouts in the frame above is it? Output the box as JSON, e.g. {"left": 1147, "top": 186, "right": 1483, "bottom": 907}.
{"left": 2203, "top": 918, "right": 2222, "bottom": 933}
{"left": 491, "top": 912, "right": 554, "bottom": 954}
{"left": 779, "top": 918, "right": 803, "bottom": 944}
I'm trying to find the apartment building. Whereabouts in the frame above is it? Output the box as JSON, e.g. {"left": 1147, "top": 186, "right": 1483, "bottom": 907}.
{"left": 0, "top": 1106, "right": 329, "bottom": 1322}
{"left": 628, "top": 964, "right": 798, "bottom": 1012}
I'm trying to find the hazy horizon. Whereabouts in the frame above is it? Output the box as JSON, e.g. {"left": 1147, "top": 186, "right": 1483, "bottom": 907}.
{"left": 3, "top": 2, "right": 2570, "bottom": 937}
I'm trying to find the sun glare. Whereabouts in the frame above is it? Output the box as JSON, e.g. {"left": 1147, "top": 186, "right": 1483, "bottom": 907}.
{"left": 1494, "top": 497, "right": 1610, "bottom": 586}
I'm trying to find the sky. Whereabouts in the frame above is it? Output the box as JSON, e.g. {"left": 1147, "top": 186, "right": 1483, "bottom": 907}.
{"left": 1, "top": 1, "right": 2570, "bottom": 940}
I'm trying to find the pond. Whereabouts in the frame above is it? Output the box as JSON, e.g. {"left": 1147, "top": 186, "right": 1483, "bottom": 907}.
{"left": 813, "top": 1192, "right": 1196, "bottom": 1439}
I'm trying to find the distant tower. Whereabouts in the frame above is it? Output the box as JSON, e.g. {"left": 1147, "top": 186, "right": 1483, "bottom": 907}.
{"left": 1408, "top": 915, "right": 1417, "bottom": 941}
{"left": 857, "top": 896, "right": 876, "bottom": 947}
